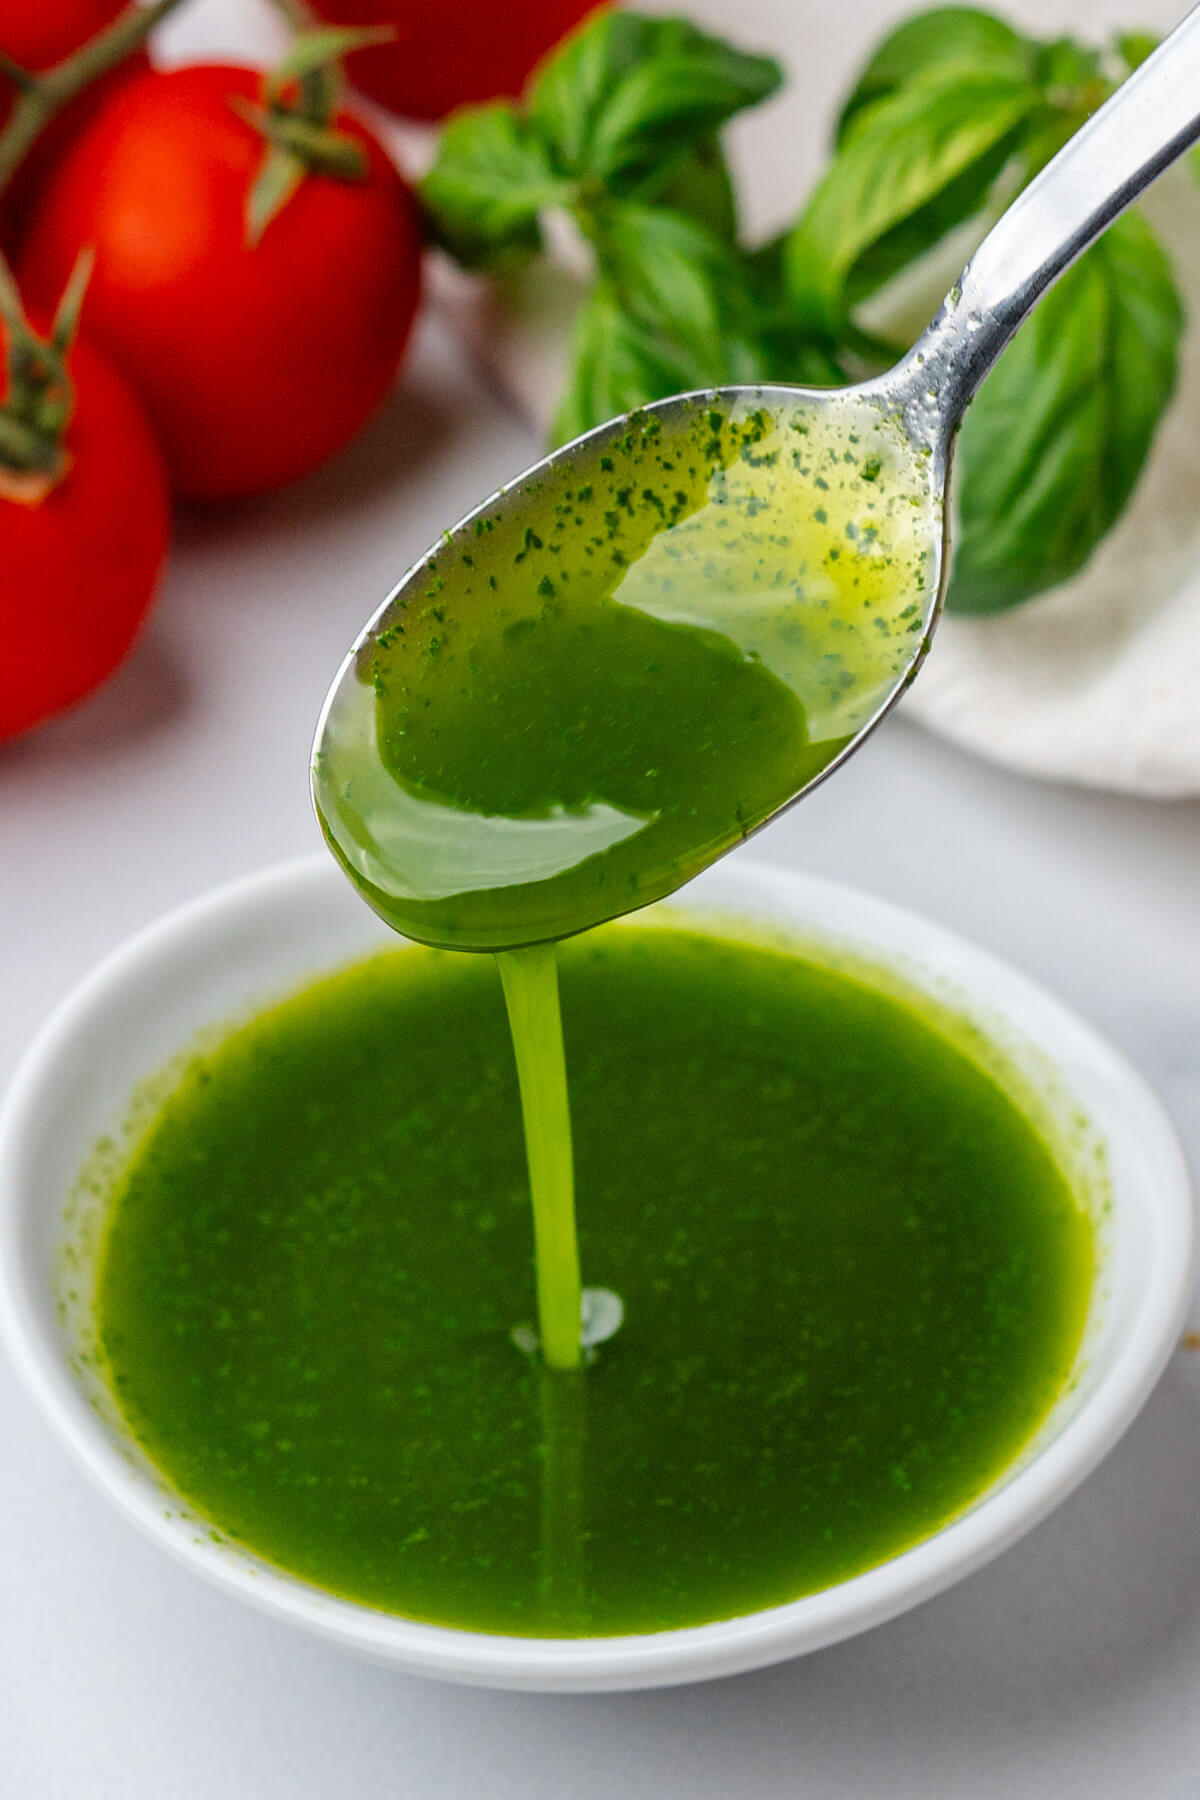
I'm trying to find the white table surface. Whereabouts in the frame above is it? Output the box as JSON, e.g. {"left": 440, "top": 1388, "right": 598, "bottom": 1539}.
{"left": 5, "top": 3, "right": 1200, "bottom": 1794}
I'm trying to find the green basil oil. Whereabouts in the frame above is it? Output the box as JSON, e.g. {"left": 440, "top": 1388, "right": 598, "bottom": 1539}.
{"left": 95, "top": 927, "right": 1093, "bottom": 1637}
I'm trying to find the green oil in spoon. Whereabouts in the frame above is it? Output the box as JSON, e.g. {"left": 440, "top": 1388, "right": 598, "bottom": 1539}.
{"left": 313, "top": 394, "right": 938, "bottom": 953}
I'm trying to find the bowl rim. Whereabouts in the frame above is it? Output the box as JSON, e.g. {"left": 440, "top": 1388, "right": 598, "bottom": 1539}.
{"left": 0, "top": 853, "right": 1193, "bottom": 1691}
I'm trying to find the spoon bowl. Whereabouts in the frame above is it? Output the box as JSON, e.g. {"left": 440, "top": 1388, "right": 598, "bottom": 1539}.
{"left": 313, "top": 383, "right": 943, "bottom": 951}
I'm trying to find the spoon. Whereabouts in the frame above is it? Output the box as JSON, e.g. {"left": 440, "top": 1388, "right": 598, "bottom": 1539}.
{"left": 314, "top": 6, "right": 1200, "bottom": 954}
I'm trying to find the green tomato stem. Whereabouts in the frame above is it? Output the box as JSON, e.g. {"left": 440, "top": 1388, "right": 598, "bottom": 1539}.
{"left": 235, "top": 23, "right": 394, "bottom": 242}
{"left": 0, "top": 247, "right": 27, "bottom": 334}
{"left": 0, "top": 0, "right": 189, "bottom": 197}
{"left": 0, "top": 246, "right": 93, "bottom": 482}
{"left": 496, "top": 942, "right": 584, "bottom": 1374}
{"left": 0, "top": 409, "right": 56, "bottom": 471}
{"left": 0, "top": 51, "right": 37, "bottom": 93}
{"left": 228, "top": 97, "right": 368, "bottom": 179}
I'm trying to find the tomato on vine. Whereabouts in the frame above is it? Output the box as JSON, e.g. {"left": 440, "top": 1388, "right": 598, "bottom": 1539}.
{"left": 20, "top": 32, "right": 423, "bottom": 500}
{"left": 0, "top": 259, "right": 169, "bottom": 740}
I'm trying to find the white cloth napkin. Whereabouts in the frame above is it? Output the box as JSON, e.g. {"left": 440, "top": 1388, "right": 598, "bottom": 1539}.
{"left": 389, "top": 0, "right": 1200, "bottom": 797}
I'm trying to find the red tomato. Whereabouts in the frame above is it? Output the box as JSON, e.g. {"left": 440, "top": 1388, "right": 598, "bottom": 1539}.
{"left": 1, "top": 333, "right": 169, "bottom": 740}
{"left": 0, "top": 0, "right": 125, "bottom": 69}
{"left": 19, "top": 65, "right": 423, "bottom": 501}
{"left": 306, "top": 0, "right": 605, "bottom": 121}
{"left": 0, "top": 0, "right": 149, "bottom": 250}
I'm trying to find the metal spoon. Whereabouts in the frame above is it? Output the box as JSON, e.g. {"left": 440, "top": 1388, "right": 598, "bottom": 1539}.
{"left": 314, "top": 6, "right": 1200, "bottom": 952}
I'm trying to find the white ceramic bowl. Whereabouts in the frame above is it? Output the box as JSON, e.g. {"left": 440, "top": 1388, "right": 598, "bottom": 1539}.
{"left": 0, "top": 855, "right": 1192, "bottom": 1691}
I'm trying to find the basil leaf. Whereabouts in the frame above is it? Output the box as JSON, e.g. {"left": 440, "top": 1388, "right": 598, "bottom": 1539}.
{"left": 552, "top": 205, "right": 770, "bottom": 444}
{"left": 552, "top": 285, "right": 702, "bottom": 447}
{"left": 747, "top": 235, "right": 852, "bottom": 386}
{"left": 593, "top": 204, "right": 761, "bottom": 370}
{"left": 784, "top": 64, "right": 1038, "bottom": 335}
{"left": 761, "top": 323, "right": 848, "bottom": 390}
{"left": 1030, "top": 35, "right": 1105, "bottom": 94}
{"left": 843, "top": 132, "right": 1016, "bottom": 305}
{"left": 529, "top": 12, "right": 781, "bottom": 192}
{"left": 421, "top": 105, "right": 565, "bottom": 272}
{"left": 649, "top": 135, "right": 739, "bottom": 241}
{"left": 1114, "top": 30, "right": 1158, "bottom": 72}
{"left": 837, "top": 6, "right": 1034, "bottom": 143}
{"left": 947, "top": 211, "right": 1182, "bottom": 614}
{"left": 1018, "top": 38, "right": 1111, "bottom": 176}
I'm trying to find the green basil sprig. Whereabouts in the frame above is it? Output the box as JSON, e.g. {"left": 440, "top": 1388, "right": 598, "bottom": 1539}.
{"left": 552, "top": 201, "right": 769, "bottom": 444}
{"left": 527, "top": 13, "right": 780, "bottom": 193}
{"left": 423, "top": 107, "right": 562, "bottom": 272}
{"left": 950, "top": 212, "right": 1181, "bottom": 613}
{"left": 423, "top": 6, "right": 1187, "bottom": 615}
{"left": 422, "top": 12, "right": 780, "bottom": 275}
{"left": 784, "top": 62, "right": 1039, "bottom": 337}
{"left": 836, "top": 7, "right": 1036, "bottom": 136}
{"left": 422, "top": 11, "right": 807, "bottom": 441}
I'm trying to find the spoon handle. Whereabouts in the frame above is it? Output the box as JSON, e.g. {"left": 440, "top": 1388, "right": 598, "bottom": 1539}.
{"left": 906, "top": 2, "right": 1200, "bottom": 431}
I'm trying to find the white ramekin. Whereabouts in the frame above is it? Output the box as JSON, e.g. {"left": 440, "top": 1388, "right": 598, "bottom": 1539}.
{"left": 0, "top": 855, "right": 1192, "bottom": 1691}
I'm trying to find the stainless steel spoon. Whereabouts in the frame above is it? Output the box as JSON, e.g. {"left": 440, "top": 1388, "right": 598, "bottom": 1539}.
{"left": 314, "top": 6, "right": 1200, "bottom": 952}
